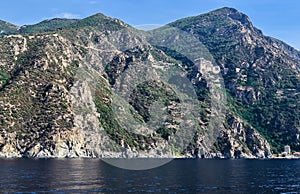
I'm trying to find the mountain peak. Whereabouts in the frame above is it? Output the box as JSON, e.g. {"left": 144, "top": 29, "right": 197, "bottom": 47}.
{"left": 82, "top": 13, "right": 107, "bottom": 21}
{"left": 214, "top": 7, "right": 239, "bottom": 13}
{"left": 15, "top": 13, "right": 128, "bottom": 34}
{"left": 82, "top": 13, "right": 129, "bottom": 28}
{"left": 168, "top": 7, "right": 255, "bottom": 35}
{"left": 211, "top": 7, "right": 253, "bottom": 28}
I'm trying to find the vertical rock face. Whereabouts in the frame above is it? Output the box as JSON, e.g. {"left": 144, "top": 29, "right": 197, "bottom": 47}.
{"left": 168, "top": 7, "right": 300, "bottom": 155}
{"left": 216, "top": 114, "right": 271, "bottom": 158}
{"left": 0, "top": 7, "right": 298, "bottom": 158}
{"left": 0, "top": 34, "right": 85, "bottom": 158}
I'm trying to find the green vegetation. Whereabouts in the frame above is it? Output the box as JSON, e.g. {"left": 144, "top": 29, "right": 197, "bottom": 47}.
{"left": 18, "top": 14, "right": 125, "bottom": 35}
{"left": 227, "top": 86, "right": 299, "bottom": 153}
{"left": 168, "top": 8, "right": 300, "bottom": 153}
{"left": 157, "top": 126, "right": 176, "bottom": 140}
{"left": 0, "top": 7, "right": 299, "bottom": 157}
{"left": 0, "top": 68, "right": 9, "bottom": 86}
{"left": 93, "top": 79, "right": 155, "bottom": 150}
{"left": 19, "top": 18, "right": 78, "bottom": 34}
{"left": 129, "top": 80, "right": 179, "bottom": 122}
{"left": 0, "top": 20, "right": 18, "bottom": 35}
{"left": 0, "top": 34, "right": 79, "bottom": 152}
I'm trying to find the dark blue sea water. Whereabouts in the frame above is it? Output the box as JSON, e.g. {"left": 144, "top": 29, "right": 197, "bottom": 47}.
{"left": 0, "top": 158, "right": 299, "bottom": 193}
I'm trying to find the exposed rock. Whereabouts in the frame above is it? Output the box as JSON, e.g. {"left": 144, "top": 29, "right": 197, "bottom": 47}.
{"left": 0, "top": 7, "right": 298, "bottom": 159}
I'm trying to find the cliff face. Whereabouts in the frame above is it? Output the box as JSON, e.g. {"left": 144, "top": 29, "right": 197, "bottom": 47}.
{"left": 0, "top": 34, "right": 84, "bottom": 157}
{"left": 0, "top": 8, "right": 298, "bottom": 158}
{"left": 168, "top": 7, "right": 300, "bottom": 154}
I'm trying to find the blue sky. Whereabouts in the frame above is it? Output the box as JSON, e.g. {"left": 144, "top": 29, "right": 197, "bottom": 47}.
{"left": 0, "top": 0, "right": 299, "bottom": 50}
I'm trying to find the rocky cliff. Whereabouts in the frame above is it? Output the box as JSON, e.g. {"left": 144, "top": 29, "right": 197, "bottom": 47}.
{"left": 167, "top": 7, "right": 299, "bottom": 155}
{"left": 0, "top": 7, "right": 298, "bottom": 158}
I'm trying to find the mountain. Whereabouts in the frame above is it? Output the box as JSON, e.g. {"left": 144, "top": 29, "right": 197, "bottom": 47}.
{"left": 0, "top": 20, "right": 18, "bottom": 35}
{"left": 3, "top": 13, "right": 128, "bottom": 35}
{"left": 18, "top": 18, "right": 79, "bottom": 34}
{"left": 0, "top": 7, "right": 298, "bottom": 158}
{"left": 164, "top": 7, "right": 300, "bottom": 154}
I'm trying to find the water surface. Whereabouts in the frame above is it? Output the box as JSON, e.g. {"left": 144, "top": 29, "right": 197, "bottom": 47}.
{"left": 0, "top": 159, "right": 299, "bottom": 193}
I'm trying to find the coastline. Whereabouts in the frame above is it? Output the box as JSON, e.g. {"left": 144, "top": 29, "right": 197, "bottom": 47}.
{"left": 0, "top": 154, "right": 299, "bottom": 160}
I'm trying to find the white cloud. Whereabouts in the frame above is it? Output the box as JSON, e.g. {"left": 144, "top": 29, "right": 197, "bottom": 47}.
{"left": 55, "top": 12, "right": 81, "bottom": 19}
{"left": 89, "top": 1, "right": 98, "bottom": 4}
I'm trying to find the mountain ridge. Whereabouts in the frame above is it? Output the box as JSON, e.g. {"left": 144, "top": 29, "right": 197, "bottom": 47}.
{"left": 0, "top": 20, "right": 19, "bottom": 35}
{"left": 0, "top": 7, "right": 299, "bottom": 158}
{"left": 0, "top": 13, "right": 129, "bottom": 35}
{"left": 165, "top": 7, "right": 299, "bottom": 153}
{"left": 1, "top": 7, "right": 299, "bottom": 52}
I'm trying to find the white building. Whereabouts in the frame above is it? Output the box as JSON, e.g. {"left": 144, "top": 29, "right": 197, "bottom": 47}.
{"left": 284, "top": 145, "right": 291, "bottom": 155}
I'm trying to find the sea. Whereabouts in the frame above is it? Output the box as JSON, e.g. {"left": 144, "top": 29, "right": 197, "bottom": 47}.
{"left": 0, "top": 158, "right": 299, "bottom": 193}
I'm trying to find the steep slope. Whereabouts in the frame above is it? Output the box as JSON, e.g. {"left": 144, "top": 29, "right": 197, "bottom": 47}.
{"left": 0, "top": 34, "right": 82, "bottom": 157}
{"left": 0, "top": 14, "right": 200, "bottom": 158}
{"left": 167, "top": 7, "right": 300, "bottom": 153}
{"left": 0, "top": 14, "right": 130, "bottom": 157}
{"left": 0, "top": 8, "right": 298, "bottom": 158}
{"left": 0, "top": 20, "right": 18, "bottom": 35}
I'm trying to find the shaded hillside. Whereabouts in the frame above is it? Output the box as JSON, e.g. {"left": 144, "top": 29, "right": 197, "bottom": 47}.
{"left": 167, "top": 7, "right": 300, "bottom": 153}
{"left": 0, "top": 7, "right": 298, "bottom": 158}
{"left": 0, "top": 20, "right": 18, "bottom": 35}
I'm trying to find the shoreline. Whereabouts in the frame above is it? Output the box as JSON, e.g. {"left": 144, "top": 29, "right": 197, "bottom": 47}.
{"left": 0, "top": 156, "right": 299, "bottom": 160}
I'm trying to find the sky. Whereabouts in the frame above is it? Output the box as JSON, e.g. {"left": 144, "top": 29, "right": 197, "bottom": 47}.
{"left": 0, "top": 0, "right": 299, "bottom": 50}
